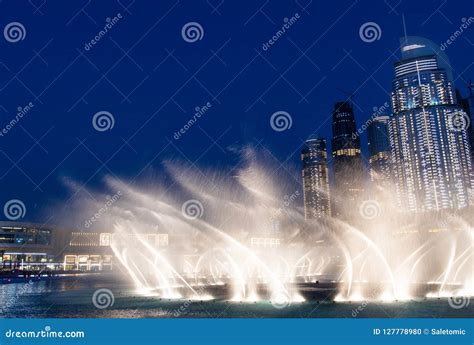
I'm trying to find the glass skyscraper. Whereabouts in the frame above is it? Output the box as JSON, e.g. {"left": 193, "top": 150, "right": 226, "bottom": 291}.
{"left": 301, "top": 136, "right": 331, "bottom": 219}
{"left": 367, "top": 116, "right": 392, "bottom": 188}
{"left": 331, "top": 101, "right": 364, "bottom": 218}
{"left": 388, "top": 36, "right": 473, "bottom": 213}
{"left": 457, "top": 82, "right": 474, "bottom": 164}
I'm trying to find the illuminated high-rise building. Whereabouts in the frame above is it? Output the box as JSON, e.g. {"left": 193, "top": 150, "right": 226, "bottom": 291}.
{"left": 331, "top": 101, "right": 364, "bottom": 218}
{"left": 367, "top": 116, "right": 392, "bottom": 187}
{"left": 388, "top": 36, "right": 472, "bottom": 213}
{"left": 457, "top": 82, "right": 474, "bottom": 163}
{"left": 301, "top": 136, "right": 331, "bottom": 219}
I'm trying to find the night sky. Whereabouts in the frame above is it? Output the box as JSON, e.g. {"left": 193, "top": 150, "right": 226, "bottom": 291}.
{"left": 0, "top": 0, "right": 473, "bottom": 223}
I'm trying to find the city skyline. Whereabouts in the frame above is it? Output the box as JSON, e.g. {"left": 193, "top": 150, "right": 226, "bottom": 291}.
{"left": 1, "top": 2, "right": 473, "bottom": 340}
{"left": 301, "top": 36, "right": 474, "bottom": 217}
{"left": 0, "top": 1, "right": 473, "bottom": 223}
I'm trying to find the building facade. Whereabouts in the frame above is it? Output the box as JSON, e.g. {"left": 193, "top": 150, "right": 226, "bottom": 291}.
{"left": 388, "top": 37, "right": 473, "bottom": 213}
{"left": 331, "top": 101, "right": 364, "bottom": 218}
{"left": 457, "top": 82, "right": 474, "bottom": 164}
{"left": 301, "top": 136, "right": 331, "bottom": 219}
{"left": 0, "top": 222, "right": 168, "bottom": 271}
{"left": 367, "top": 116, "right": 392, "bottom": 188}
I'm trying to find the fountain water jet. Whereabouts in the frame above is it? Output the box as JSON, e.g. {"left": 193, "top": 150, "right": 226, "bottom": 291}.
{"left": 61, "top": 148, "right": 473, "bottom": 305}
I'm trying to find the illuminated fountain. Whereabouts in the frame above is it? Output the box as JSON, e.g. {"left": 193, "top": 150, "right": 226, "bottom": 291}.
{"left": 69, "top": 148, "right": 473, "bottom": 305}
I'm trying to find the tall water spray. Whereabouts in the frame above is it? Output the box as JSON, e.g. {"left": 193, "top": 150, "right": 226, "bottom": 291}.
{"left": 65, "top": 148, "right": 473, "bottom": 303}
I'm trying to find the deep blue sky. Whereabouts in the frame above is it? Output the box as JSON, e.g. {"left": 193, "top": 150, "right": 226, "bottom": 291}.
{"left": 0, "top": 0, "right": 473, "bottom": 223}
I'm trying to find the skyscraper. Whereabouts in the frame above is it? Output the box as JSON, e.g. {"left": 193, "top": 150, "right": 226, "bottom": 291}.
{"left": 388, "top": 36, "right": 472, "bottom": 213}
{"left": 301, "top": 136, "right": 331, "bottom": 219}
{"left": 457, "top": 82, "right": 474, "bottom": 162}
{"left": 331, "top": 101, "right": 364, "bottom": 218}
{"left": 367, "top": 116, "right": 392, "bottom": 187}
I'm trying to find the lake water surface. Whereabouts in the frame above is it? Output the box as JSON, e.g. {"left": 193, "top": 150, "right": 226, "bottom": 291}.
{"left": 0, "top": 275, "right": 471, "bottom": 318}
